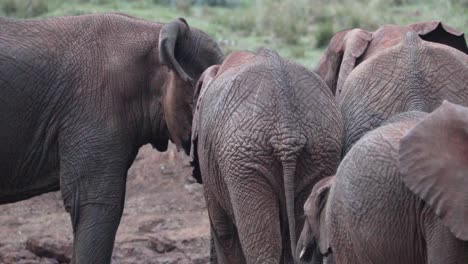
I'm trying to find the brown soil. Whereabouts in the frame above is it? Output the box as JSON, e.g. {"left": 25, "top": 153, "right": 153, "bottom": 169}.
{"left": 0, "top": 144, "right": 210, "bottom": 264}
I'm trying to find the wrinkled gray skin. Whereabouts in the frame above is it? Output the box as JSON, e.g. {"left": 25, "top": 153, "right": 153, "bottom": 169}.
{"left": 0, "top": 13, "right": 223, "bottom": 263}
{"left": 340, "top": 31, "right": 468, "bottom": 153}
{"left": 316, "top": 21, "right": 467, "bottom": 100}
{"left": 298, "top": 103, "right": 468, "bottom": 264}
{"left": 191, "top": 50, "right": 343, "bottom": 263}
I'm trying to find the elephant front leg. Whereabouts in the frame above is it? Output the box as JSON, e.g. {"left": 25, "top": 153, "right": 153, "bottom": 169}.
{"left": 68, "top": 191, "right": 124, "bottom": 263}
{"left": 60, "top": 138, "right": 130, "bottom": 264}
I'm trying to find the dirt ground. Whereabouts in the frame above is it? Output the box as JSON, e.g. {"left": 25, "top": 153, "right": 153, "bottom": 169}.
{"left": 0, "top": 144, "right": 210, "bottom": 264}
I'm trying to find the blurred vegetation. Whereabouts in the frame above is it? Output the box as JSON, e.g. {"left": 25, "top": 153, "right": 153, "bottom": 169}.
{"left": 1, "top": 0, "right": 466, "bottom": 67}
{"left": 2, "top": 0, "right": 48, "bottom": 18}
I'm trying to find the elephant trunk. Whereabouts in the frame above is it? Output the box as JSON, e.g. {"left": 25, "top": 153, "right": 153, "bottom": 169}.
{"left": 283, "top": 159, "right": 298, "bottom": 263}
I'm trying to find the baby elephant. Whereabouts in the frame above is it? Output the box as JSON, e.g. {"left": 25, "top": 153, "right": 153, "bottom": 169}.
{"left": 191, "top": 49, "right": 343, "bottom": 263}
{"left": 298, "top": 101, "right": 468, "bottom": 264}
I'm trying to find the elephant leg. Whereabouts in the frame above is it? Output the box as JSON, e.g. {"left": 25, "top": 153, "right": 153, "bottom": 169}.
{"left": 209, "top": 226, "right": 218, "bottom": 264}
{"left": 206, "top": 192, "right": 245, "bottom": 264}
{"left": 59, "top": 134, "right": 131, "bottom": 264}
{"left": 230, "top": 180, "right": 283, "bottom": 264}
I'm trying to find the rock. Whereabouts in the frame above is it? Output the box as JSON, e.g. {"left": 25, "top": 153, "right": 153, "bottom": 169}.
{"left": 160, "top": 164, "right": 175, "bottom": 175}
{"left": 16, "top": 258, "right": 58, "bottom": 264}
{"left": 0, "top": 244, "right": 39, "bottom": 263}
{"left": 191, "top": 254, "right": 210, "bottom": 264}
{"left": 16, "top": 249, "right": 37, "bottom": 260}
{"left": 39, "top": 258, "right": 60, "bottom": 264}
{"left": 16, "top": 260, "right": 41, "bottom": 264}
{"left": 186, "top": 174, "right": 197, "bottom": 184}
{"left": 147, "top": 237, "right": 176, "bottom": 253}
{"left": 25, "top": 236, "right": 72, "bottom": 263}
{"left": 138, "top": 219, "right": 166, "bottom": 233}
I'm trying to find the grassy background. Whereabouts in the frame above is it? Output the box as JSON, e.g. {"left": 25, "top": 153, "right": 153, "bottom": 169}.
{"left": 1, "top": 0, "right": 467, "bottom": 67}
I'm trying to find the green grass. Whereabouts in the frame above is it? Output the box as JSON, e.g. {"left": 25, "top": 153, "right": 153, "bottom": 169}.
{"left": 1, "top": 0, "right": 467, "bottom": 67}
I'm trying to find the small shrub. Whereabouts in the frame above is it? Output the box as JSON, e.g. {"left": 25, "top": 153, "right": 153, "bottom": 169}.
{"left": 1, "top": 0, "right": 17, "bottom": 16}
{"left": 196, "top": 0, "right": 225, "bottom": 5}
{"left": 151, "top": 0, "right": 239, "bottom": 6}
{"left": 174, "top": 0, "right": 192, "bottom": 15}
{"left": 194, "top": 0, "right": 240, "bottom": 6}
{"left": 289, "top": 45, "right": 306, "bottom": 58}
{"left": 210, "top": 7, "right": 256, "bottom": 33}
{"left": 255, "top": 0, "right": 312, "bottom": 44}
{"left": 315, "top": 21, "right": 334, "bottom": 48}
{"left": 66, "top": 10, "right": 88, "bottom": 16}
{"left": 1, "top": 0, "right": 48, "bottom": 18}
{"left": 26, "top": 0, "right": 48, "bottom": 17}
{"left": 71, "top": 0, "right": 112, "bottom": 4}
{"left": 370, "top": 0, "right": 409, "bottom": 6}
{"left": 153, "top": 0, "right": 172, "bottom": 5}
{"left": 460, "top": 0, "right": 468, "bottom": 8}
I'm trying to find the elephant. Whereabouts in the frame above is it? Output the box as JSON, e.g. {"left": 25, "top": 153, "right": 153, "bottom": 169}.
{"left": 335, "top": 28, "right": 467, "bottom": 153}
{"left": 316, "top": 21, "right": 467, "bottom": 99}
{"left": 315, "top": 21, "right": 467, "bottom": 154}
{"left": 297, "top": 101, "right": 468, "bottom": 264}
{"left": 190, "top": 49, "right": 343, "bottom": 264}
{"left": 0, "top": 13, "right": 223, "bottom": 263}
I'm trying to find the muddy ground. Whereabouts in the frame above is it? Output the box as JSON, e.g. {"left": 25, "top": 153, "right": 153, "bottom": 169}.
{"left": 0, "top": 144, "right": 210, "bottom": 264}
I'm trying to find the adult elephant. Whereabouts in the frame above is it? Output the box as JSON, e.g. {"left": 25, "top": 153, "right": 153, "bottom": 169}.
{"left": 337, "top": 29, "right": 467, "bottom": 153}
{"left": 316, "top": 21, "right": 467, "bottom": 99}
{"left": 0, "top": 13, "right": 223, "bottom": 263}
{"left": 297, "top": 102, "right": 468, "bottom": 264}
{"left": 191, "top": 49, "right": 343, "bottom": 263}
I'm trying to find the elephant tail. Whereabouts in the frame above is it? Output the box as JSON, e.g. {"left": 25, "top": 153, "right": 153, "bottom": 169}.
{"left": 282, "top": 158, "right": 299, "bottom": 263}
{"left": 272, "top": 131, "right": 305, "bottom": 263}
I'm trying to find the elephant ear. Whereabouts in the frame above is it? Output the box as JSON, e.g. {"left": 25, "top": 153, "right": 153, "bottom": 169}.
{"left": 399, "top": 101, "right": 468, "bottom": 241}
{"left": 189, "top": 65, "right": 220, "bottom": 184}
{"left": 408, "top": 21, "right": 468, "bottom": 54}
{"left": 305, "top": 176, "right": 334, "bottom": 255}
{"left": 316, "top": 29, "right": 372, "bottom": 98}
{"left": 335, "top": 29, "right": 372, "bottom": 100}
{"left": 159, "top": 18, "right": 194, "bottom": 85}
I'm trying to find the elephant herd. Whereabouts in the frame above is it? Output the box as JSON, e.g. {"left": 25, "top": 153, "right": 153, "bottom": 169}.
{"left": 0, "top": 13, "right": 466, "bottom": 264}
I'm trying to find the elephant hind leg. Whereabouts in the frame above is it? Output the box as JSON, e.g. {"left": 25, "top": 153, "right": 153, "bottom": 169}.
{"left": 209, "top": 227, "right": 218, "bottom": 264}
{"left": 206, "top": 191, "right": 245, "bottom": 264}
{"left": 230, "top": 181, "right": 283, "bottom": 264}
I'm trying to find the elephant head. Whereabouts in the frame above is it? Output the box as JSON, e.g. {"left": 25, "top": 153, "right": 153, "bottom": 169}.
{"left": 399, "top": 101, "right": 468, "bottom": 241}
{"left": 158, "top": 18, "right": 224, "bottom": 154}
{"left": 316, "top": 21, "right": 467, "bottom": 99}
{"left": 298, "top": 176, "right": 335, "bottom": 263}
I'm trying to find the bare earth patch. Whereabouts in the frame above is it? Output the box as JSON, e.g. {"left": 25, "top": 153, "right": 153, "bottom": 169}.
{"left": 0, "top": 144, "right": 209, "bottom": 264}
